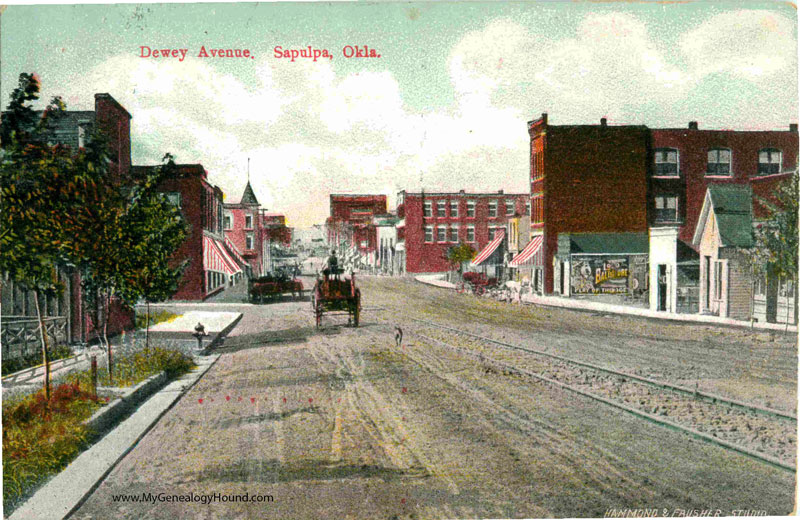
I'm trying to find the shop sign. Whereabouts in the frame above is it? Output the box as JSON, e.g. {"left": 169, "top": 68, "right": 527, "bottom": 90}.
{"left": 571, "top": 256, "right": 629, "bottom": 294}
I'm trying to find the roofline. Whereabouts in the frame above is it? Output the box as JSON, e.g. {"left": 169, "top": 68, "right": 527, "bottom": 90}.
{"left": 95, "top": 93, "right": 132, "bottom": 120}
{"left": 399, "top": 191, "right": 529, "bottom": 197}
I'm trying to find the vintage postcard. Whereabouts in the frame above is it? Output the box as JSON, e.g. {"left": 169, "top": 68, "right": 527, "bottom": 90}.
{"left": 0, "top": 2, "right": 797, "bottom": 519}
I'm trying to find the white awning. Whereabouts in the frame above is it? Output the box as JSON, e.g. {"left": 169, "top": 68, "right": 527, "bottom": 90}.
{"left": 470, "top": 230, "right": 505, "bottom": 266}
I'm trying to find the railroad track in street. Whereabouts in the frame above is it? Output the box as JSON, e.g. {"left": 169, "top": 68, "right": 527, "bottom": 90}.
{"left": 404, "top": 317, "right": 797, "bottom": 473}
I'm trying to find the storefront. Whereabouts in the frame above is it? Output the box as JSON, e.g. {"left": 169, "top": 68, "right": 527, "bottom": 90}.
{"left": 554, "top": 232, "right": 649, "bottom": 306}
{"left": 469, "top": 229, "right": 506, "bottom": 280}
{"left": 649, "top": 227, "right": 699, "bottom": 314}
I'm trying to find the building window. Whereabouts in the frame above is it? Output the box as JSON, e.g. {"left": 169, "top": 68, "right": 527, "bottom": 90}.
{"left": 525, "top": 201, "right": 531, "bottom": 216}
{"left": 424, "top": 225, "right": 433, "bottom": 243}
{"left": 246, "top": 232, "right": 254, "bottom": 250}
{"left": 488, "top": 200, "right": 498, "bottom": 218}
{"left": 467, "top": 225, "right": 475, "bottom": 242}
{"left": 224, "top": 212, "right": 232, "bottom": 231}
{"left": 449, "top": 224, "right": 458, "bottom": 243}
{"left": 245, "top": 214, "right": 254, "bottom": 229}
{"left": 707, "top": 149, "right": 731, "bottom": 176}
{"left": 450, "top": 200, "right": 458, "bottom": 217}
{"left": 466, "top": 200, "right": 476, "bottom": 218}
{"left": 437, "top": 200, "right": 446, "bottom": 217}
{"left": 714, "top": 261, "right": 724, "bottom": 300}
{"left": 654, "top": 148, "right": 679, "bottom": 176}
{"left": 505, "top": 200, "right": 515, "bottom": 216}
{"left": 163, "top": 192, "right": 182, "bottom": 209}
{"left": 654, "top": 195, "right": 679, "bottom": 222}
{"left": 437, "top": 225, "right": 446, "bottom": 242}
{"left": 758, "top": 148, "right": 782, "bottom": 175}
{"left": 423, "top": 200, "right": 432, "bottom": 218}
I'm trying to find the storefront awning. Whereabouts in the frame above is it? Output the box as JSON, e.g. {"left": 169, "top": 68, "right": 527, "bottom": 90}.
{"left": 509, "top": 235, "right": 543, "bottom": 267}
{"left": 204, "top": 236, "right": 241, "bottom": 275}
{"left": 217, "top": 240, "right": 243, "bottom": 275}
{"left": 224, "top": 236, "right": 247, "bottom": 268}
{"left": 471, "top": 230, "right": 505, "bottom": 266}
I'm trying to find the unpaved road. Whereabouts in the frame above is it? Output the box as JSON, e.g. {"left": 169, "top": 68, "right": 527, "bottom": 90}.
{"left": 71, "top": 277, "right": 796, "bottom": 519}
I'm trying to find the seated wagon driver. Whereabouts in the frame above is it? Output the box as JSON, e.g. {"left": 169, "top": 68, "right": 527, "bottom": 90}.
{"left": 322, "top": 249, "right": 340, "bottom": 279}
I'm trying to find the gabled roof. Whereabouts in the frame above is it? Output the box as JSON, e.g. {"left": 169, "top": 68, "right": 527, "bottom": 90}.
{"left": 240, "top": 181, "right": 260, "bottom": 205}
{"left": 692, "top": 184, "right": 753, "bottom": 248}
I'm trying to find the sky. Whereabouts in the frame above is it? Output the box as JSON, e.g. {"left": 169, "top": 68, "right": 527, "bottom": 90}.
{"left": 1, "top": 2, "right": 797, "bottom": 227}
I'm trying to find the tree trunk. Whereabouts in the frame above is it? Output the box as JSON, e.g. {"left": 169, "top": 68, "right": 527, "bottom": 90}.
{"left": 104, "top": 292, "right": 113, "bottom": 384}
{"left": 145, "top": 300, "right": 151, "bottom": 352}
{"left": 33, "top": 290, "right": 51, "bottom": 401}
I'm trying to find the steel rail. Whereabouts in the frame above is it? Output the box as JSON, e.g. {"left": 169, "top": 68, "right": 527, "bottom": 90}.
{"left": 409, "top": 317, "right": 797, "bottom": 422}
{"left": 414, "top": 331, "right": 796, "bottom": 474}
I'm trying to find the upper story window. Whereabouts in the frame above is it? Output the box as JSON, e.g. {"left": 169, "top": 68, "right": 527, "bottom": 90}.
{"left": 505, "top": 200, "right": 515, "bottom": 216}
{"left": 466, "top": 224, "right": 475, "bottom": 242}
{"left": 163, "top": 192, "right": 182, "bottom": 209}
{"left": 525, "top": 201, "right": 531, "bottom": 216}
{"left": 223, "top": 211, "right": 232, "bottom": 231}
{"left": 488, "top": 200, "right": 498, "bottom": 218}
{"left": 436, "top": 225, "right": 447, "bottom": 242}
{"left": 423, "top": 200, "right": 432, "bottom": 218}
{"left": 466, "top": 200, "right": 476, "bottom": 218}
{"left": 654, "top": 194, "right": 679, "bottom": 222}
{"left": 449, "top": 224, "right": 459, "bottom": 242}
{"left": 424, "top": 225, "right": 433, "bottom": 243}
{"left": 654, "top": 148, "right": 679, "bottom": 176}
{"left": 758, "top": 148, "right": 782, "bottom": 176}
{"left": 436, "top": 200, "right": 446, "bottom": 217}
{"left": 706, "top": 149, "right": 731, "bottom": 176}
{"left": 245, "top": 214, "right": 254, "bottom": 229}
{"left": 450, "top": 200, "right": 458, "bottom": 217}
{"left": 245, "top": 232, "right": 254, "bottom": 250}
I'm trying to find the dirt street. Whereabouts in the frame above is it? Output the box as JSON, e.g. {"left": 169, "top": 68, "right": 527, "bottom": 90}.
{"left": 71, "top": 277, "right": 796, "bottom": 519}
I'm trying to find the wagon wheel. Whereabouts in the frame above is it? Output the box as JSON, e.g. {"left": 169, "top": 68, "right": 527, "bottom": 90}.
{"left": 312, "top": 285, "right": 322, "bottom": 328}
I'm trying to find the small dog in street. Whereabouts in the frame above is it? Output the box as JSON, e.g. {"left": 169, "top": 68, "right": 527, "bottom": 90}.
{"left": 394, "top": 326, "right": 403, "bottom": 348}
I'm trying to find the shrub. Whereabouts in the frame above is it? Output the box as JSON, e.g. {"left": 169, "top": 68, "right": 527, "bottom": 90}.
{"left": 1, "top": 343, "right": 73, "bottom": 376}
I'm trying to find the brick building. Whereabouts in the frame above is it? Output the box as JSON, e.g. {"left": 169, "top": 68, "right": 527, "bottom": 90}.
{"left": 326, "top": 195, "right": 388, "bottom": 267}
{"left": 136, "top": 164, "right": 241, "bottom": 300}
{"left": 528, "top": 114, "right": 798, "bottom": 302}
{"left": 396, "top": 190, "right": 530, "bottom": 274}
{"left": 224, "top": 181, "right": 268, "bottom": 276}
{"left": 261, "top": 212, "right": 293, "bottom": 248}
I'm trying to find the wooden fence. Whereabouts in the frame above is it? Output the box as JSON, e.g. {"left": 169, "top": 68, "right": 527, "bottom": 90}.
{"left": 1, "top": 316, "right": 68, "bottom": 360}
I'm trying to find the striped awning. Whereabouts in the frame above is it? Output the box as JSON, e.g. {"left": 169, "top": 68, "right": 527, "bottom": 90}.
{"left": 509, "top": 235, "right": 544, "bottom": 267}
{"left": 471, "top": 230, "right": 505, "bottom": 267}
{"left": 204, "top": 236, "right": 241, "bottom": 275}
{"left": 224, "top": 236, "right": 247, "bottom": 267}
{"left": 217, "top": 240, "right": 243, "bottom": 275}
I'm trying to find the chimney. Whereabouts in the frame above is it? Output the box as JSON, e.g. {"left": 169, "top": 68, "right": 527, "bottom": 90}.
{"left": 600, "top": 117, "right": 607, "bottom": 127}
{"left": 790, "top": 123, "right": 798, "bottom": 133}
{"left": 498, "top": 189, "right": 504, "bottom": 194}
{"left": 688, "top": 121, "right": 698, "bottom": 130}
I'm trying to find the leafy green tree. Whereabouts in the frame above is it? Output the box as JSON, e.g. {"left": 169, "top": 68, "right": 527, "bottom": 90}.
{"left": 0, "top": 73, "right": 97, "bottom": 399}
{"left": 446, "top": 242, "right": 476, "bottom": 275}
{"left": 116, "top": 156, "right": 188, "bottom": 350}
{"left": 750, "top": 171, "right": 799, "bottom": 323}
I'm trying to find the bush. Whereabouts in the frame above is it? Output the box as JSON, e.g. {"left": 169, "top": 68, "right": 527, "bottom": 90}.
{"left": 3, "top": 381, "right": 100, "bottom": 512}
{"left": 70, "top": 346, "right": 193, "bottom": 389}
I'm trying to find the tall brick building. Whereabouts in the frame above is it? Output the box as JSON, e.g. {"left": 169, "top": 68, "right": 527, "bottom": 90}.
{"left": 528, "top": 113, "right": 798, "bottom": 297}
{"left": 396, "top": 190, "right": 529, "bottom": 274}
{"left": 224, "top": 181, "right": 268, "bottom": 276}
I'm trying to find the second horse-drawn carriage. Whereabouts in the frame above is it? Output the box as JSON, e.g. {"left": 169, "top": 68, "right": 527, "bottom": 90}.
{"left": 311, "top": 270, "right": 361, "bottom": 327}
{"left": 248, "top": 271, "right": 304, "bottom": 303}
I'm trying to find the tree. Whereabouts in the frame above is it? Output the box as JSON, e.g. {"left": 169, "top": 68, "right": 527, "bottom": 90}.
{"left": 750, "top": 171, "right": 799, "bottom": 323}
{"left": 446, "top": 242, "right": 476, "bottom": 276}
{"left": 116, "top": 156, "right": 188, "bottom": 351}
{"left": 0, "top": 73, "right": 100, "bottom": 399}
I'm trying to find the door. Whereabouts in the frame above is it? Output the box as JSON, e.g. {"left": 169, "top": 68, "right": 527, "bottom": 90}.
{"left": 704, "top": 256, "right": 711, "bottom": 311}
{"left": 657, "top": 265, "right": 667, "bottom": 311}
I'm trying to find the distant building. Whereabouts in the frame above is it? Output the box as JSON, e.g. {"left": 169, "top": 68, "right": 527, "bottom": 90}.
{"left": 396, "top": 190, "right": 529, "bottom": 276}
{"left": 136, "top": 164, "right": 241, "bottom": 300}
{"left": 261, "top": 212, "right": 292, "bottom": 248}
{"left": 326, "top": 194, "right": 388, "bottom": 268}
{"left": 224, "top": 181, "right": 267, "bottom": 276}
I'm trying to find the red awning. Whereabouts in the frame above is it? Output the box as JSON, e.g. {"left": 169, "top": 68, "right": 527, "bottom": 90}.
{"left": 509, "top": 235, "right": 544, "bottom": 267}
{"left": 204, "top": 236, "right": 240, "bottom": 275}
{"left": 471, "top": 230, "right": 505, "bottom": 266}
{"left": 216, "top": 240, "right": 243, "bottom": 275}
{"left": 224, "top": 236, "right": 247, "bottom": 267}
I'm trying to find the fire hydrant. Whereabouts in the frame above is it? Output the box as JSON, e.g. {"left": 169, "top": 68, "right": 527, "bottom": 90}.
{"left": 193, "top": 322, "right": 207, "bottom": 350}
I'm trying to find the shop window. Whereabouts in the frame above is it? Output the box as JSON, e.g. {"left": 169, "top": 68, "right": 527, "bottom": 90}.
{"left": 707, "top": 149, "right": 731, "bottom": 176}
{"left": 423, "top": 201, "right": 432, "bottom": 218}
{"left": 758, "top": 148, "right": 782, "bottom": 175}
{"left": 654, "top": 195, "right": 679, "bottom": 222}
{"left": 450, "top": 200, "right": 458, "bottom": 217}
{"left": 437, "top": 200, "right": 446, "bottom": 217}
{"left": 424, "top": 225, "right": 433, "bottom": 243}
{"left": 654, "top": 148, "right": 679, "bottom": 176}
{"left": 714, "top": 261, "right": 724, "bottom": 300}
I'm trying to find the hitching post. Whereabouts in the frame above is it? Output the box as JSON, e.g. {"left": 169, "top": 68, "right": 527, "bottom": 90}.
{"left": 90, "top": 355, "right": 98, "bottom": 398}
{"left": 193, "top": 322, "right": 207, "bottom": 352}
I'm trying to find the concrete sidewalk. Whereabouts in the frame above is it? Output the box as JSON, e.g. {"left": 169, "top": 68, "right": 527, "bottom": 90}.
{"left": 414, "top": 274, "right": 797, "bottom": 333}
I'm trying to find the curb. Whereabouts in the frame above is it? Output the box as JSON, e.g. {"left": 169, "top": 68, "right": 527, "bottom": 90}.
{"left": 201, "top": 313, "right": 243, "bottom": 355}
{"left": 8, "top": 355, "right": 220, "bottom": 520}
{"left": 82, "top": 371, "right": 168, "bottom": 435}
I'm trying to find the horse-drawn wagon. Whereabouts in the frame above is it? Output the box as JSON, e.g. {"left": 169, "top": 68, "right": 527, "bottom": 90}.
{"left": 311, "top": 271, "right": 361, "bottom": 327}
{"left": 248, "top": 272, "right": 304, "bottom": 303}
